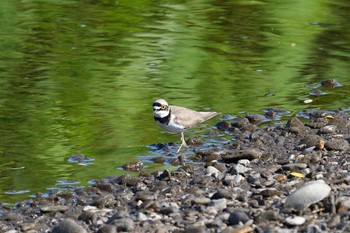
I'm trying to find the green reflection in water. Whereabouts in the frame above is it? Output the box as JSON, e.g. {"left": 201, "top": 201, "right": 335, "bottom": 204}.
{"left": 0, "top": 0, "right": 349, "bottom": 203}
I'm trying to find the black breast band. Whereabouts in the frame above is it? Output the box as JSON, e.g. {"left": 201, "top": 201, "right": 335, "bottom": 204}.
{"left": 154, "top": 111, "right": 171, "bottom": 125}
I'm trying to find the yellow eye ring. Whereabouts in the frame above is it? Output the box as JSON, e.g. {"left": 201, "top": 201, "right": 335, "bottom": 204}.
{"left": 161, "top": 105, "right": 166, "bottom": 110}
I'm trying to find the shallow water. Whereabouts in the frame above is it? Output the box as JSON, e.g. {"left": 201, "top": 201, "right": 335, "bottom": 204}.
{"left": 0, "top": 0, "right": 349, "bottom": 203}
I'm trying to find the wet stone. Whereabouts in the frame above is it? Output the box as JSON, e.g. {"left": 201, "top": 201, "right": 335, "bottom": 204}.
{"left": 216, "top": 121, "right": 231, "bottom": 131}
{"left": 247, "top": 113, "right": 268, "bottom": 124}
{"left": 321, "top": 79, "right": 342, "bottom": 88}
{"left": 231, "top": 117, "right": 250, "bottom": 128}
{"left": 68, "top": 154, "right": 94, "bottom": 165}
{"left": 286, "top": 117, "right": 304, "bottom": 128}
{"left": 123, "top": 160, "right": 144, "bottom": 171}
{"left": 186, "top": 137, "right": 204, "bottom": 146}
{"left": 152, "top": 156, "right": 166, "bottom": 164}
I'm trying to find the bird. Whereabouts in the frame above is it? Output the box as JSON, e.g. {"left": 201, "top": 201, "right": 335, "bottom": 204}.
{"left": 152, "top": 99, "right": 219, "bottom": 153}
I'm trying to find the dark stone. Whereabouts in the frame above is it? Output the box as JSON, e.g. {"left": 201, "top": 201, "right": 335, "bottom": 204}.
{"left": 152, "top": 156, "right": 166, "bottom": 164}
{"left": 260, "top": 188, "right": 282, "bottom": 198}
{"left": 228, "top": 210, "right": 250, "bottom": 225}
{"left": 246, "top": 114, "right": 268, "bottom": 124}
{"left": 211, "top": 189, "right": 232, "bottom": 200}
{"left": 216, "top": 121, "right": 231, "bottom": 131}
{"left": 123, "top": 160, "right": 144, "bottom": 171}
{"left": 186, "top": 137, "right": 204, "bottom": 146}
{"left": 231, "top": 117, "right": 250, "bottom": 128}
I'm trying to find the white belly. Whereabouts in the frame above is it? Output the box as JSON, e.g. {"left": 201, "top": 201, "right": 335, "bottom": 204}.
{"left": 157, "top": 119, "right": 186, "bottom": 134}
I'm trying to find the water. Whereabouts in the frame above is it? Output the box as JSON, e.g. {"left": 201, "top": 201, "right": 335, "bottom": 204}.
{"left": 0, "top": 0, "right": 349, "bottom": 203}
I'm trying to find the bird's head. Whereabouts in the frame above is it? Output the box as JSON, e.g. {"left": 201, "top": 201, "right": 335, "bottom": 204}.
{"left": 153, "top": 99, "right": 170, "bottom": 118}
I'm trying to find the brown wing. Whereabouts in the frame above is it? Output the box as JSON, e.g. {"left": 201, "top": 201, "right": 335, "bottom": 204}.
{"left": 171, "top": 106, "right": 218, "bottom": 129}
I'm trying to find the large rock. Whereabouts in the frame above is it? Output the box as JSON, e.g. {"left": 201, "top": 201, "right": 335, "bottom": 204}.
{"left": 284, "top": 180, "right": 331, "bottom": 210}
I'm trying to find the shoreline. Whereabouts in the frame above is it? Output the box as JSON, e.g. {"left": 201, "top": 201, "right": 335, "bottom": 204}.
{"left": 1, "top": 109, "right": 349, "bottom": 232}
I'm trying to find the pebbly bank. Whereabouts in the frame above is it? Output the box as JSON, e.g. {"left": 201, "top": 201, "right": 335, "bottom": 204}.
{"left": 0, "top": 108, "right": 350, "bottom": 233}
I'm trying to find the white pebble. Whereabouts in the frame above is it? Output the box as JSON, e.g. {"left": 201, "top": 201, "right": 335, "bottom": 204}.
{"left": 285, "top": 216, "right": 305, "bottom": 226}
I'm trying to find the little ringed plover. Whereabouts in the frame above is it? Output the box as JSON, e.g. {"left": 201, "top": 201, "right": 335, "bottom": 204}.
{"left": 153, "top": 99, "right": 219, "bottom": 153}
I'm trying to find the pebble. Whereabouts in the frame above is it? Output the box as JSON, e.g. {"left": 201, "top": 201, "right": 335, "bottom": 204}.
{"left": 285, "top": 216, "right": 306, "bottom": 226}
{"left": 319, "top": 125, "right": 337, "bottom": 134}
{"left": 186, "top": 137, "right": 204, "bottom": 146}
{"left": 97, "top": 224, "right": 117, "bottom": 233}
{"left": 229, "top": 164, "right": 250, "bottom": 174}
{"left": 93, "top": 194, "right": 116, "bottom": 208}
{"left": 123, "top": 160, "right": 144, "bottom": 171}
{"left": 286, "top": 117, "right": 304, "bottom": 128}
{"left": 1, "top": 114, "right": 350, "bottom": 233}
{"left": 223, "top": 174, "right": 244, "bottom": 186}
{"left": 207, "top": 166, "right": 221, "bottom": 176}
{"left": 282, "top": 163, "right": 307, "bottom": 170}
{"left": 284, "top": 180, "right": 331, "bottom": 210}
{"left": 237, "top": 159, "right": 250, "bottom": 166}
{"left": 110, "top": 218, "right": 135, "bottom": 232}
{"left": 260, "top": 188, "right": 282, "bottom": 198}
{"left": 209, "top": 198, "right": 227, "bottom": 210}
{"left": 211, "top": 189, "right": 232, "bottom": 199}
{"left": 78, "top": 211, "right": 98, "bottom": 224}
{"left": 301, "top": 135, "right": 325, "bottom": 150}
{"left": 41, "top": 205, "right": 69, "bottom": 213}
{"left": 231, "top": 117, "right": 250, "bottom": 128}
{"left": 52, "top": 218, "right": 87, "bottom": 233}
{"left": 228, "top": 210, "right": 250, "bottom": 225}
{"left": 192, "top": 197, "right": 211, "bottom": 205}
{"left": 222, "top": 149, "right": 261, "bottom": 162}
{"left": 216, "top": 121, "right": 231, "bottom": 131}
{"left": 246, "top": 114, "right": 268, "bottom": 124}
{"left": 324, "top": 139, "right": 349, "bottom": 151}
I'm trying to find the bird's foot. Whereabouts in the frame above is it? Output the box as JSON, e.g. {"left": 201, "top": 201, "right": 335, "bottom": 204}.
{"left": 176, "top": 140, "right": 188, "bottom": 153}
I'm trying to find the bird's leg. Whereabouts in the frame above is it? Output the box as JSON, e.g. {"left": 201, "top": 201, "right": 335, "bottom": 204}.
{"left": 177, "top": 132, "right": 188, "bottom": 153}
